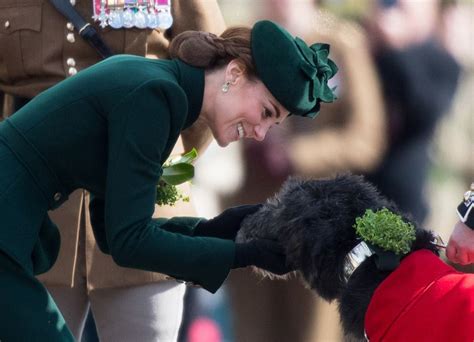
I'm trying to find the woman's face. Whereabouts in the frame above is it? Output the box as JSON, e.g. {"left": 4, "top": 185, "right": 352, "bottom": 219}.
{"left": 205, "top": 63, "right": 289, "bottom": 147}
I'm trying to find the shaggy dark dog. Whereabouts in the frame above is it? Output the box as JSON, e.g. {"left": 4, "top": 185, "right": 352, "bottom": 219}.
{"left": 236, "top": 174, "right": 438, "bottom": 340}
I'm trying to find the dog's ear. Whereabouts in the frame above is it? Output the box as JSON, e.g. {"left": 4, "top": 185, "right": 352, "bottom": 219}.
{"left": 297, "top": 217, "right": 358, "bottom": 301}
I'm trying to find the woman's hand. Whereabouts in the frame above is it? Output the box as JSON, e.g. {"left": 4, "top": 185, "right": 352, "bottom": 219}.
{"left": 446, "top": 220, "right": 474, "bottom": 265}
{"left": 233, "top": 239, "right": 294, "bottom": 275}
{"left": 193, "top": 204, "right": 262, "bottom": 240}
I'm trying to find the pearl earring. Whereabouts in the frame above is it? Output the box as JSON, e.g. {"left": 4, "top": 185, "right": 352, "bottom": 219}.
{"left": 222, "top": 81, "right": 231, "bottom": 93}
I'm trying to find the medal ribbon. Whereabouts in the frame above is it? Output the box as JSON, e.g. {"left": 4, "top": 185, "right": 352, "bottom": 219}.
{"left": 92, "top": 0, "right": 172, "bottom": 29}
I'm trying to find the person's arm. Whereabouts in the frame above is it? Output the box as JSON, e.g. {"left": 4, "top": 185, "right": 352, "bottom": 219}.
{"left": 101, "top": 79, "right": 235, "bottom": 293}
{"left": 447, "top": 183, "right": 474, "bottom": 265}
{"left": 90, "top": 79, "right": 291, "bottom": 292}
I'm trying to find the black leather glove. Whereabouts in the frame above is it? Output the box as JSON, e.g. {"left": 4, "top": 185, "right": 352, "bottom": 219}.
{"left": 193, "top": 204, "right": 262, "bottom": 240}
{"left": 233, "top": 239, "right": 294, "bottom": 275}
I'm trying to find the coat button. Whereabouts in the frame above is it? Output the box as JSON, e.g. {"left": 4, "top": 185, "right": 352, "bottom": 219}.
{"left": 54, "top": 193, "right": 62, "bottom": 201}
{"left": 66, "top": 58, "right": 76, "bottom": 67}
{"left": 66, "top": 22, "right": 74, "bottom": 31}
{"left": 70, "top": 0, "right": 76, "bottom": 5}
{"left": 4, "top": 21, "right": 10, "bottom": 29}
{"left": 68, "top": 67, "right": 77, "bottom": 76}
{"left": 66, "top": 33, "right": 75, "bottom": 43}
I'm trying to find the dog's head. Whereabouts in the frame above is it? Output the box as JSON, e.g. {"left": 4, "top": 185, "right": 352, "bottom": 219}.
{"left": 237, "top": 174, "right": 401, "bottom": 300}
{"left": 237, "top": 173, "right": 439, "bottom": 340}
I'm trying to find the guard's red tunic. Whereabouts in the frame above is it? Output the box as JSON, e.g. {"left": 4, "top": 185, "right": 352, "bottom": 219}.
{"left": 365, "top": 249, "right": 474, "bottom": 341}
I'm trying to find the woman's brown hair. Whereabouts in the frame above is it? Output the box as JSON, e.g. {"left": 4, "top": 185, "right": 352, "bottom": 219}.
{"left": 169, "top": 27, "right": 257, "bottom": 78}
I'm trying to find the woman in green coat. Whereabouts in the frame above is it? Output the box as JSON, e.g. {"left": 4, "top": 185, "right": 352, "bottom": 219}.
{"left": 0, "top": 20, "right": 337, "bottom": 340}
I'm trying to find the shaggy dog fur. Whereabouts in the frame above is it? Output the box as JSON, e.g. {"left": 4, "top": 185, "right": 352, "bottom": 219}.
{"left": 236, "top": 174, "right": 438, "bottom": 341}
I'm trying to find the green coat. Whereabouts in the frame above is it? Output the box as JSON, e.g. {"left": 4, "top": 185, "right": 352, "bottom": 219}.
{"left": 0, "top": 56, "right": 235, "bottom": 293}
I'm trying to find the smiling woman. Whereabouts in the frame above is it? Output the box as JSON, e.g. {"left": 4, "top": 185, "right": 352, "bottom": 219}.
{"left": 169, "top": 27, "right": 290, "bottom": 147}
{"left": 201, "top": 62, "right": 289, "bottom": 146}
{"left": 0, "top": 20, "right": 337, "bottom": 339}
{"left": 169, "top": 22, "right": 337, "bottom": 147}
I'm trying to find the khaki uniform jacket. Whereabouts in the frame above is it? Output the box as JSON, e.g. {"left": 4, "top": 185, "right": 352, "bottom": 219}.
{"left": 0, "top": 0, "right": 225, "bottom": 290}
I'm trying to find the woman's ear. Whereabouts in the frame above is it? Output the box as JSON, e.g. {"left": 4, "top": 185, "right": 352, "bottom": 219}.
{"left": 225, "top": 59, "right": 246, "bottom": 85}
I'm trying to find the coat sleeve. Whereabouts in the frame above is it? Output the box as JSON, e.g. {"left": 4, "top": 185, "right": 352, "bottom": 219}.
{"left": 89, "top": 195, "right": 205, "bottom": 254}
{"left": 100, "top": 80, "right": 235, "bottom": 293}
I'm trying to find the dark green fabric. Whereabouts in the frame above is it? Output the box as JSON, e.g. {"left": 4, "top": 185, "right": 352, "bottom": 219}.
{"left": 251, "top": 20, "right": 338, "bottom": 118}
{"left": 0, "top": 56, "right": 235, "bottom": 294}
{"left": 0, "top": 251, "right": 74, "bottom": 341}
{"left": 0, "top": 139, "right": 55, "bottom": 275}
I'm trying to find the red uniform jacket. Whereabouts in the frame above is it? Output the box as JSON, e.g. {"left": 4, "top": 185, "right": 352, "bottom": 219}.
{"left": 365, "top": 249, "right": 474, "bottom": 341}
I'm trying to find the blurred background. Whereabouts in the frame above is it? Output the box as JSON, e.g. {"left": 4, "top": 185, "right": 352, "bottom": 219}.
{"left": 1, "top": 0, "right": 470, "bottom": 341}
{"left": 182, "top": 0, "right": 473, "bottom": 341}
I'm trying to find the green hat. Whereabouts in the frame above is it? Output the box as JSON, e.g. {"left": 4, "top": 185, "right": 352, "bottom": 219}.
{"left": 251, "top": 20, "right": 338, "bottom": 118}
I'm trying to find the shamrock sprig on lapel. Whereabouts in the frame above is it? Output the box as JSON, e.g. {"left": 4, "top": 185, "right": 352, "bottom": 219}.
{"left": 156, "top": 148, "right": 198, "bottom": 206}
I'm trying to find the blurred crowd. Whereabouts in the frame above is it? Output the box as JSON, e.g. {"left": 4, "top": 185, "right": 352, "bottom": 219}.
{"left": 187, "top": 0, "right": 472, "bottom": 341}
{"left": 1, "top": 0, "right": 472, "bottom": 341}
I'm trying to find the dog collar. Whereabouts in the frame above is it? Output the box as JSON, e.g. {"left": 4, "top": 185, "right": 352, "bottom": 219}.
{"left": 345, "top": 234, "right": 447, "bottom": 280}
{"left": 343, "top": 240, "right": 374, "bottom": 280}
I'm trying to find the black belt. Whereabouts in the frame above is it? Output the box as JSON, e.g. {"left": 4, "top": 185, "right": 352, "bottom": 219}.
{"left": 0, "top": 120, "right": 68, "bottom": 210}
{"left": 48, "top": 0, "right": 114, "bottom": 59}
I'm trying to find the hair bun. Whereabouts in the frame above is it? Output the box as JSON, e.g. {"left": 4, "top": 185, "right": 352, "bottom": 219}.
{"left": 169, "top": 31, "right": 220, "bottom": 68}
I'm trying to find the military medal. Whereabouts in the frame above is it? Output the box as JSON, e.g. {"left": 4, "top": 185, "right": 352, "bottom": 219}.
{"left": 108, "top": 0, "right": 125, "bottom": 29}
{"left": 108, "top": 10, "right": 124, "bottom": 29}
{"left": 92, "top": 0, "right": 109, "bottom": 28}
{"left": 134, "top": 4, "right": 148, "bottom": 29}
{"left": 146, "top": 9, "right": 159, "bottom": 29}
{"left": 122, "top": 1, "right": 136, "bottom": 28}
{"left": 156, "top": 0, "right": 173, "bottom": 29}
{"left": 92, "top": 0, "right": 173, "bottom": 29}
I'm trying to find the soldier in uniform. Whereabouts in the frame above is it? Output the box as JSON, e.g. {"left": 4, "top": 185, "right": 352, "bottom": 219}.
{"left": 447, "top": 182, "right": 474, "bottom": 265}
{"left": 0, "top": 0, "right": 225, "bottom": 340}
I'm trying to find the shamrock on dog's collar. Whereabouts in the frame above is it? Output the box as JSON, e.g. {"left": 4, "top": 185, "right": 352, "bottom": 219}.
{"left": 344, "top": 208, "right": 416, "bottom": 278}
{"left": 355, "top": 208, "right": 416, "bottom": 256}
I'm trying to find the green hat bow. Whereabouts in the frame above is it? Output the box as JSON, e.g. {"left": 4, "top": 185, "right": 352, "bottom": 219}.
{"left": 295, "top": 39, "right": 338, "bottom": 116}
{"left": 251, "top": 20, "right": 339, "bottom": 119}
